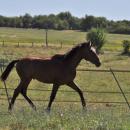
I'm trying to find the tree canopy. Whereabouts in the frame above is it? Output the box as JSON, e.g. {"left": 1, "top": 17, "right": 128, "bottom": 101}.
{"left": 0, "top": 12, "right": 130, "bottom": 34}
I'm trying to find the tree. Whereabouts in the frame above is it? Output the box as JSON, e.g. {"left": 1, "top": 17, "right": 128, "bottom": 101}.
{"left": 57, "top": 12, "right": 78, "bottom": 29}
{"left": 0, "top": 15, "right": 4, "bottom": 27}
{"left": 81, "top": 15, "right": 108, "bottom": 31}
{"left": 122, "top": 40, "right": 130, "bottom": 54}
{"left": 57, "top": 12, "right": 72, "bottom": 21}
{"left": 86, "top": 28, "right": 106, "bottom": 52}
{"left": 57, "top": 20, "right": 69, "bottom": 30}
{"left": 96, "top": 17, "right": 108, "bottom": 28}
{"left": 22, "top": 13, "right": 32, "bottom": 28}
{"left": 81, "top": 15, "right": 96, "bottom": 31}
{"left": 0, "top": 13, "right": 130, "bottom": 34}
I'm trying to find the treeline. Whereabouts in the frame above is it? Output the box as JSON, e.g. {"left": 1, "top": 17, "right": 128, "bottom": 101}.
{"left": 0, "top": 12, "right": 130, "bottom": 34}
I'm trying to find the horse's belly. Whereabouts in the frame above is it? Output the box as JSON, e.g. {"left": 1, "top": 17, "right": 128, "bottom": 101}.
{"left": 32, "top": 68, "right": 76, "bottom": 84}
{"left": 32, "top": 70, "right": 55, "bottom": 83}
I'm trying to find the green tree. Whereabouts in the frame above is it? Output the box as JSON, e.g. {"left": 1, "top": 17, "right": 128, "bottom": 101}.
{"left": 0, "top": 15, "right": 4, "bottom": 27}
{"left": 86, "top": 28, "right": 106, "bottom": 52}
{"left": 57, "top": 20, "right": 69, "bottom": 30}
{"left": 22, "top": 13, "right": 32, "bottom": 28}
{"left": 122, "top": 40, "right": 130, "bottom": 54}
{"left": 81, "top": 15, "right": 96, "bottom": 31}
{"left": 96, "top": 17, "right": 108, "bottom": 28}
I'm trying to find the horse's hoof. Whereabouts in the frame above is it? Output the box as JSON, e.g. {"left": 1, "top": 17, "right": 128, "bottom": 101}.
{"left": 8, "top": 108, "right": 12, "bottom": 114}
{"left": 32, "top": 106, "right": 37, "bottom": 111}
{"left": 83, "top": 106, "right": 87, "bottom": 111}
{"left": 8, "top": 104, "right": 13, "bottom": 113}
{"left": 45, "top": 108, "right": 51, "bottom": 114}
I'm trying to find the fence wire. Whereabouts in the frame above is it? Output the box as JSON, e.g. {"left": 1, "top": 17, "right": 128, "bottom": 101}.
{"left": 0, "top": 68, "right": 130, "bottom": 105}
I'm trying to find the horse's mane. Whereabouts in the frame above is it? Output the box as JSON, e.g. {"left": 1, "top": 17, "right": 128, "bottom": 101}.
{"left": 52, "top": 42, "right": 88, "bottom": 61}
{"left": 51, "top": 46, "right": 80, "bottom": 61}
{"left": 51, "top": 54, "right": 64, "bottom": 60}
{"left": 64, "top": 43, "right": 83, "bottom": 60}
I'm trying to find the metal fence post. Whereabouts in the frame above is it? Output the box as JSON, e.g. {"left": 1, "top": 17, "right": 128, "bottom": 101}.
{"left": 0, "top": 67, "right": 11, "bottom": 107}
{"left": 110, "top": 68, "right": 130, "bottom": 109}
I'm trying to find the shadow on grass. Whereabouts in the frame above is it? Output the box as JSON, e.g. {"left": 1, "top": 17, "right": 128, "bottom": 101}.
{"left": 120, "top": 52, "right": 130, "bottom": 56}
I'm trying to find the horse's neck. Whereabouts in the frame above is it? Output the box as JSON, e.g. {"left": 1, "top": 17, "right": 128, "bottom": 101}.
{"left": 65, "top": 51, "right": 82, "bottom": 69}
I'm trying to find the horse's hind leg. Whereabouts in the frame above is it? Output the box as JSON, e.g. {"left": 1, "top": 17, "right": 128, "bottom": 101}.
{"left": 20, "top": 79, "right": 36, "bottom": 111}
{"left": 9, "top": 79, "right": 36, "bottom": 111}
{"left": 9, "top": 80, "right": 23, "bottom": 111}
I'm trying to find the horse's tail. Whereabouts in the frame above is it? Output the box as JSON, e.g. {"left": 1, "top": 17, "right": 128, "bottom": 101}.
{"left": 1, "top": 60, "right": 19, "bottom": 81}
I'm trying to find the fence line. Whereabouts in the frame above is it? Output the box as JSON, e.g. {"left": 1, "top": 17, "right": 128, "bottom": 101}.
{"left": 0, "top": 97, "right": 128, "bottom": 104}
{"left": 0, "top": 87, "right": 130, "bottom": 94}
{"left": 0, "top": 67, "right": 130, "bottom": 106}
{"left": 77, "top": 69, "right": 130, "bottom": 73}
{"left": 0, "top": 41, "right": 71, "bottom": 48}
{"left": 1, "top": 63, "right": 130, "bottom": 73}
{"left": 0, "top": 40, "right": 124, "bottom": 48}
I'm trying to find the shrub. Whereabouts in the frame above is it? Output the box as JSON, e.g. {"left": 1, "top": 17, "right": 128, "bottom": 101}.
{"left": 86, "top": 28, "right": 106, "bottom": 52}
{"left": 122, "top": 40, "right": 130, "bottom": 54}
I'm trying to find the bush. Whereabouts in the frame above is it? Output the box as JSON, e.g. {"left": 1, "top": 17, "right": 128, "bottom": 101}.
{"left": 122, "top": 40, "right": 130, "bottom": 54}
{"left": 110, "top": 26, "right": 130, "bottom": 34}
{"left": 86, "top": 28, "right": 106, "bottom": 52}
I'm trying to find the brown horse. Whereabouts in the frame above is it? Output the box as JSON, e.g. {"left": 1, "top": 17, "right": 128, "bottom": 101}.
{"left": 1, "top": 41, "right": 101, "bottom": 111}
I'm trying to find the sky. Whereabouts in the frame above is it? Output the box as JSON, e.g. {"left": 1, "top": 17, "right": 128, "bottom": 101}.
{"left": 0, "top": 0, "right": 129, "bottom": 21}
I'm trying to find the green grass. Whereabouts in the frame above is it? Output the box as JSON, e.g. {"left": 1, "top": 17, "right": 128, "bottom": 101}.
{"left": 0, "top": 27, "right": 130, "bottom": 51}
{"left": 0, "top": 28, "right": 130, "bottom": 129}
{"left": 0, "top": 106, "right": 130, "bottom": 130}
{"left": 0, "top": 27, "right": 86, "bottom": 45}
{"left": 0, "top": 46, "right": 130, "bottom": 130}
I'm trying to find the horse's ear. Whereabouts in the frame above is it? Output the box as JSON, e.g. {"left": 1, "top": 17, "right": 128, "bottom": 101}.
{"left": 88, "top": 41, "right": 92, "bottom": 48}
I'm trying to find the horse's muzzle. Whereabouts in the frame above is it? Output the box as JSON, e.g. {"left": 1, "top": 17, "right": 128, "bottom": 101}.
{"left": 96, "top": 62, "right": 101, "bottom": 67}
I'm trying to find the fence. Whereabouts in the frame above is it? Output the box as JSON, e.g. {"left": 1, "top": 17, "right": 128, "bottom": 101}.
{"left": 0, "top": 41, "right": 69, "bottom": 48}
{"left": 0, "top": 88, "right": 130, "bottom": 104}
{"left": 0, "top": 40, "right": 124, "bottom": 50}
{"left": 0, "top": 67, "right": 130, "bottom": 106}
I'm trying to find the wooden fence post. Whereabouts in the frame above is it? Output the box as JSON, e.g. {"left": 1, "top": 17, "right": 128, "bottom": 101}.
{"left": 18, "top": 42, "right": 19, "bottom": 47}
{"left": 2, "top": 41, "right": 4, "bottom": 47}
{"left": 45, "top": 29, "right": 48, "bottom": 47}
{"left": 2, "top": 59, "right": 4, "bottom": 71}
{"left": 32, "top": 42, "right": 34, "bottom": 47}
{"left": 60, "top": 42, "right": 62, "bottom": 48}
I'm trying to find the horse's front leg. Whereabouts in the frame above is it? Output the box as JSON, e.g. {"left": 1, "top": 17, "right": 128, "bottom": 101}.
{"left": 67, "top": 81, "right": 86, "bottom": 109}
{"left": 46, "top": 83, "right": 59, "bottom": 112}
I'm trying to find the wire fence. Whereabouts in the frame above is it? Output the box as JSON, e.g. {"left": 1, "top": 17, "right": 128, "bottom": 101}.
{"left": 0, "top": 97, "right": 128, "bottom": 104}
{"left": 0, "top": 67, "right": 130, "bottom": 105}
{"left": 0, "top": 42, "right": 130, "bottom": 114}
{"left": 0, "top": 40, "right": 124, "bottom": 50}
{"left": 0, "top": 41, "right": 72, "bottom": 48}
{"left": 1, "top": 87, "right": 130, "bottom": 94}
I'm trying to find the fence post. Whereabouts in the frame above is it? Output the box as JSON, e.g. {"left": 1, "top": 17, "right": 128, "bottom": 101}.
{"left": 0, "top": 68, "right": 11, "bottom": 108}
{"left": 45, "top": 29, "right": 48, "bottom": 47}
{"left": 32, "top": 42, "right": 34, "bottom": 47}
{"left": 2, "top": 59, "right": 4, "bottom": 71}
{"left": 60, "top": 42, "right": 63, "bottom": 48}
{"left": 110, "top": 68, "right": 130, "bottom": 109}
{"left": 2, "top": 41, "right": 4, "bottom": 47}
{"left": 18, "top": 42, "right": 19, "bottom": 47}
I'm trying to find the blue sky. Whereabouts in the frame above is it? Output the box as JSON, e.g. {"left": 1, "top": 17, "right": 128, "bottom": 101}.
{"left": 0, "top": 0, "right": 129, "bottom": 20}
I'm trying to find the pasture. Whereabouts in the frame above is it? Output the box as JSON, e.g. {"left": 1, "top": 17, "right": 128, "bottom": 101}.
{"left": 0, "top": 27, "right": 130, "bottom": 130}
{"left": 0, "top": 27, "right": 130, "bottom": 50}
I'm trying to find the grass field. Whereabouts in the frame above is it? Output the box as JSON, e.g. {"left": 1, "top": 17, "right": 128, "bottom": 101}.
{"left": 0, "top": 27, "right": 130, "bottom": 51}
{"left": 0, "top": 28, "right": 130, "bottom": 130}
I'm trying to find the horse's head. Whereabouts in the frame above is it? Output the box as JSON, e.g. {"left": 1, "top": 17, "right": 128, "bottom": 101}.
{"left": 81, "top": 41, "right": 101, "bottom": 67}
